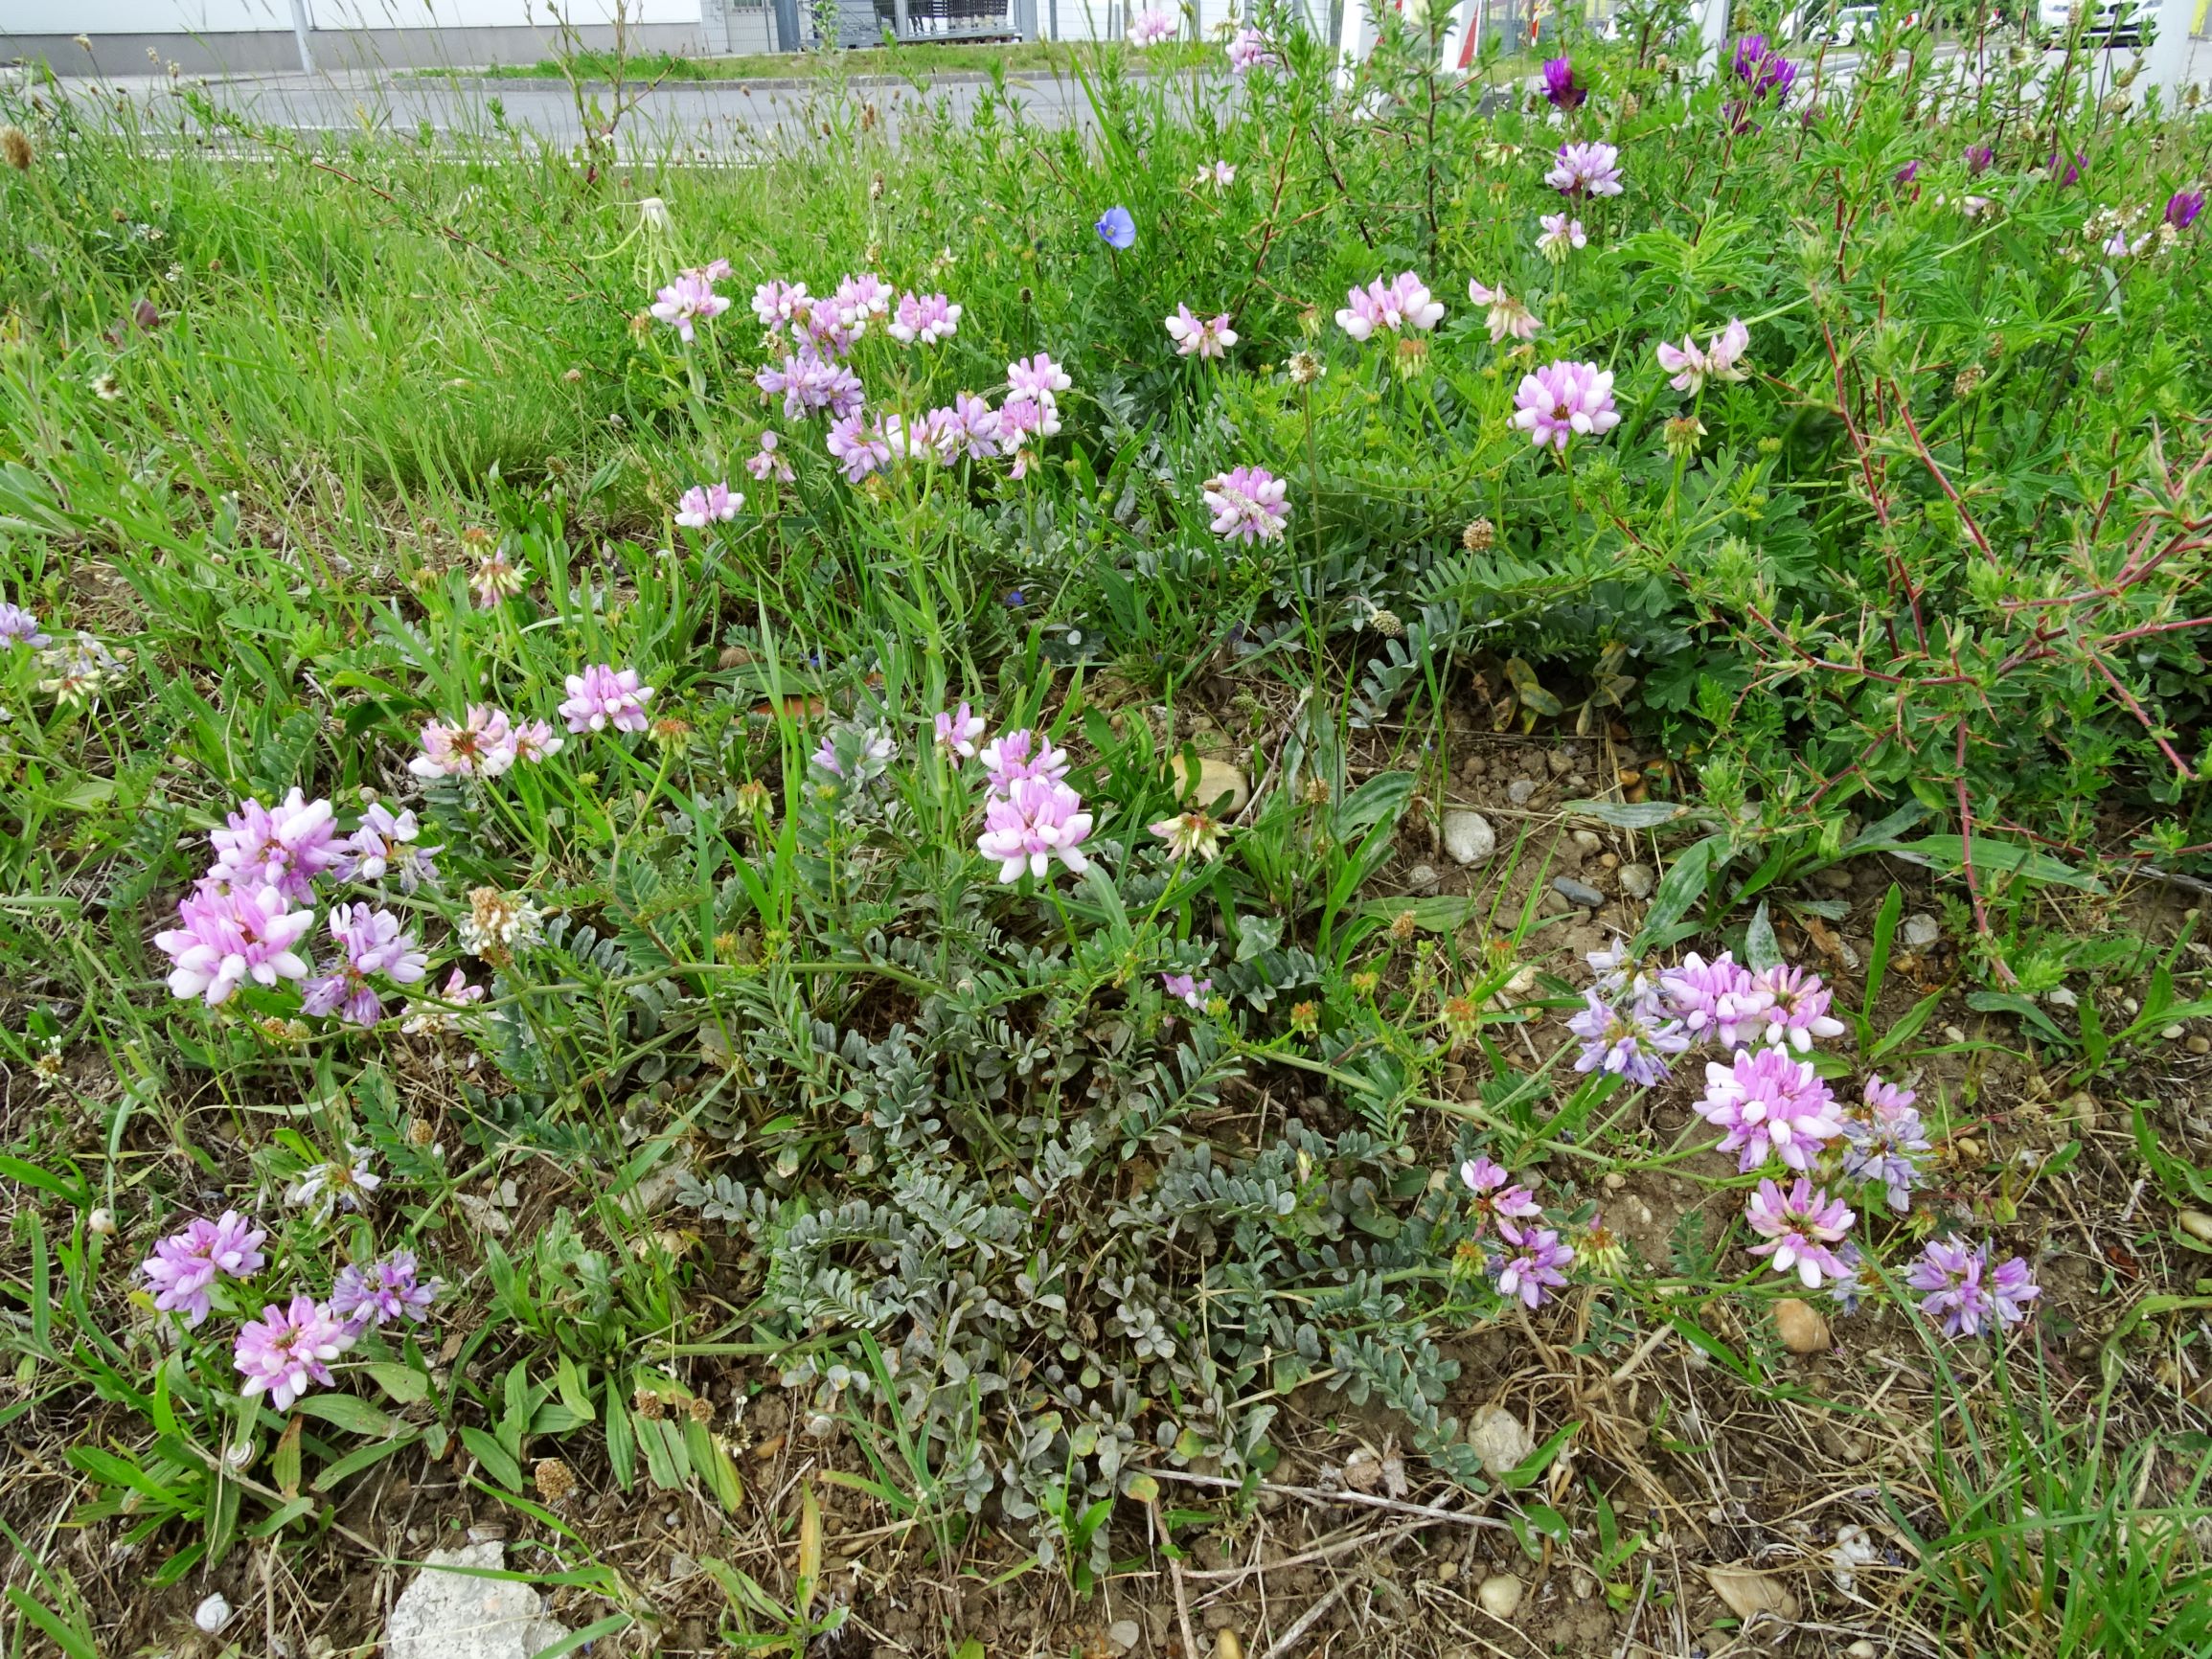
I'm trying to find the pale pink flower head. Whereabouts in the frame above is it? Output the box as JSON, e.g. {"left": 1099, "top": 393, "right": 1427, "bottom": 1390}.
{"left": 411, "top": 705, "right": 517, "bottom": 780}
{"left": 1656, "top": 318, "right": 1751, "bottom": 394}
{"left": 1659, "top": 950, "right": 1772, "bottom": 1047}
{"left": 1127, "top": 5, "right": 1175, "bottom": 45}
{"left": 829, "top": 271, "right": 893, "bottom": 330}
{"left": 1536, "top": 212, "right": 1588, "bottom": 262}
{"left": 1166, "top": 304, "right": 1239, "bottom": 359}
{"left": 746, "top": 429, "right": 796, "bottom": 482}
{"left": 1754, "top": 964, "right": 1847, "bottom": 1052}
{"left": 1467, "top": 279, "right": 1539, "bottom": 344}
{"left": 1546, "top": 140, "right": 1624, "bottom": 198}
{"left": 1007, "top": 352, "right": 1072, "bottom": 406}
{"left": 1510, "top": 359, "right": 1620, "bottom": 453}
{"left": 976, "top": 777, "right": 1094, "bottom": 883}
{"left": 650, "top": 265, "right": 732, "bottom": 342}
{"left": 1908, "top": 1236, "right": 2041, "bottom": 1337}
{"left": 826, "top": 412, "right": 894, "bottom": 484}
{"left": 140, "top": 1211, "right": 266, "bottom": 1326}
{"left": 1225, "top": 26, "right": 1278, "bottom": 75}
{"left": 335, "top": 804, "right": 441, "bottom": 894}
{"left": 1161, "top": 971, "right": 1213, "bottom": 1009}
{"left": 233, "top": 1295, "right": 353, "bottom": 1412}
{"left": 1744, "top": 1177, "right": 1855, "bottom": 1288}
{"left": 675, "top": 482, "right": 741, "bottom": 528}
{"left": 934, "top": 702, "right": 987, "bottom": 758}
{"left": 750, "top": 278, "right": 813, "bottom": 334}
{"left": 511, "top": 718, "right": 563, "bottom": 763}
{"left": 302, "top": 901, "right": 429, "bottom": 1027}
{"left": 1196, "top": 160, "right": 1237, "bottom": 188}
{"left": 979, "top": 727, "right": 1071, "bottom": 793}
{"left": 1459, "top": 1154, "right": 1542, "bottom": 1235}
{"left": 1202, "top": 465, "right": 1290, "bottom": 543}
{"left": 204, "top": 788, "right": 340, "bottom": 903}
{"left": 931, "top": 393, "right": 1004, "bottom": 463}
{"left": 1335, "top": 273, "right": 1444, "bottom": 342}
{"left": 888, "top": 290, "right": 962, "bottom": 346}
{"left": 756, "top": 349, "right": 864, "bottom": 422}
{"left": 559, "top": 664, "right": 654, "bottom": 735}
{"left": 1492, "top": 1221, "right": 1574, "bottom": 1308}
{"left": 154, "top": 884, "right": 316, "bottom": 1006}
{"left": 0, "top": 601, "right": 51, "bottom": 649}
{"left": 1697, "top": 1047, "right": 1844, "bottom": 1172}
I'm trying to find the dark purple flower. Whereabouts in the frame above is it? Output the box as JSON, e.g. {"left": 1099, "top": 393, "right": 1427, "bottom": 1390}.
{"left": 1965, "top": 143, "right": 1995, "bottom": 176}
{"left": 1894, "top": 159, "right": 1921, "bottom": 188}
{"left": 2168, "top": 189, "right": 2205, "bottom": 231}
{"left": 1541, "top": 55, "right": 1585, "bottom": 110}
{"left": 331, "top": 1251, "right": 440, "bottom": 1329}
{"left": 1730, "top": 34, "right": 1796, "bottom": 100}
{"left": 2048, "top": 148, "right": 2085, "bottom": 188}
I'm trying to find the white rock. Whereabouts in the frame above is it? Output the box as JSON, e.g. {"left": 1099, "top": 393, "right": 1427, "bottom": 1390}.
{"left": 1902, "top": 912, "right": 1941, "bottom": 949}
{"left": 384, "top": 1542, "right": 571, "bottom": 1659}
{"left": 1442, "top": 808, "right": 1497, "bottom": 867}
{"left": 1405, "top": 863, "right": 1442, "bottom": 897}
{"left": 1618, "top": 862, "right": 1654, "bottom": 900}
{"left": 1106, "top": 1618, "right": 1142, "bottom": 1653}
{"left": 1466, "top": 1405, "right": 1535, "bottom": 1478}
{"left": 194, "top": 1593, "right": 233, "bottom": 1633}
{"left": 1476, "top": 1572, "right": 1523, "bottom": 1620}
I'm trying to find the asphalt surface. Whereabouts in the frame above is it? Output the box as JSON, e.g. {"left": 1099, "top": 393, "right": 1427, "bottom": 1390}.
{"left": 59, "top": 36, "right": 2212, "bottom": 156}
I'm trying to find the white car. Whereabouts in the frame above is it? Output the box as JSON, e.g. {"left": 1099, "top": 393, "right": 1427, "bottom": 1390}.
{"left": 2037, "top": 0, "right": 2151, "bottom": 43}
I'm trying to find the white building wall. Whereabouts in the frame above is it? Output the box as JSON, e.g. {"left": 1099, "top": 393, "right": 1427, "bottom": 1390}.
{"left": 11, "top": 0, "right": 700, "bottom": 34}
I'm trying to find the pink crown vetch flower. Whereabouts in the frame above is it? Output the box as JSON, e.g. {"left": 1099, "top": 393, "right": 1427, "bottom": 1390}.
{"left": 1545, "top": 140, "right": 1624, "bottom": 198}
{"left": 1753, "top": 964, "right": 1848, "bottom": 1051}
{"left": 1659, "top": 951, "right": 1771, "bottom": 1046}
{"left": 1697, "top": 1047, "right": 1844, "bottom": 1172}
{"left": 934, "top": 702, "right": 987, "bottom": 758}
{"left": 411, "top": 705, "right": 518, "bottom": 780}
{"left": 1510, "top": 359, "right": 1620, "bottom": 453}
{"left": 302, "top": 902, "right": 429, "bottom": 1027}
{"left": 331, "top": 1251, "right": 440, "bottom": 1329}
{"left": 1467, "top": 280, "right": 1539, "bottom": 344}
{"left": 139, "top": 1212, "right": 266, "bottom": 1326}
{"left": 675, "top": 482, "right": 741, "bottom": 528}
{"left": 203, "top": 788, "right": 340, "bottom": 902}
{"left": 1334, "top": 273, "right": 1445, "bottom": 342}
{"left": 234, "top": 1295, "right": 354, "bottom": 1411}
{"left": 1202, "top": 466, "right": 1290, "bottom": 543}
{"left": 1166, "top": 304, "right": 1239, "bottom": 359}
{"left": 1743, "top": 1177, "right": 1856, "bottom": 1288}
{"left": 888, "top": 291, "right": 962, "bottom": 346}
{"left": 1907, "top": 1236, "right": 2041, "bottom": 1337}
{"left": 1492, "top": 1222, "right": 1574, "bottom": 1308}
{"left": 1459, "top": 1155, "right": 1542, "bottom": 1235}
{"left": 1655, "top": 318, "right": 1750, "bottom": 394}
{"left": 559, "top": 665, "right": 654, "bottom": 735}
{"left": 650, "top": 262, "right": 732, "bottom": 342}
{"left": 1127, "top": 4, "right": 1174, "bottom": 44}
{"left": 977, "top": 777, "right": 1094, "bottom": 883}
{"left": 155, "top": 885, "right": 317, "bottom": 1007}
{"left": 1536, "top": 213, "right": 1587, "bottom": 262}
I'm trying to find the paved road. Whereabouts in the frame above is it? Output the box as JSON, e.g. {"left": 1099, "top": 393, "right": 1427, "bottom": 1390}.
{"left": 67, "top": 35, "right": 2212, "bottom": 155}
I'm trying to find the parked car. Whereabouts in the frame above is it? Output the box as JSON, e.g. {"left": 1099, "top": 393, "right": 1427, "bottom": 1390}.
{"left": 2036, "top": 0, "right": 2152, "bottom": 43}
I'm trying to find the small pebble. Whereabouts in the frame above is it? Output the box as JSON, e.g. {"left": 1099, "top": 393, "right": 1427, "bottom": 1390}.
{"left": 1815, "top": 865, "right": 1853, "bottom": 891}
{"left": 1405, "top": 863, "right": 1443, "bottom": 896}
{"left": 1571, "top": 829, "right": 1601, "bottom": 852}
{"left": 1618, "top": 863, "right": 1654, "bottom": 900}
{"left": 2162, "top": 1024, "right": 2185, "bottom": 1041}
{"left": 1942, "top": 1024, "right": 1967, "bottom": 1044}
{"left": 2178, "top": 1210, "right": 2212, "bottom": 1243}
{"left": 1903, "top": 912, "right": 1941, "bottom": 949}
{"left": 1564, "top": 772, "right": 1588, "bottom": 791}
{"left": 1774, "top": 1298, "right": 1831, "bottom": 1354}
{"left": 1477, "top": 1572, "right": 1523, "bottom": 1619}
{"left": 1507, "top": 778, "right": 1538, "bottom": 806}
{"left": 1553, "top": 875, "right": 1606, "bottom": 909}
{"left": 1602, "top": 1172, "right": 1626, "bottom": 1192}
{"left": 1106, "top": 1619, "right": 1141, "bottom": 1653}
{"left": 2190, "top": 1034, "right": 2211, "bottom": 1056}
{"left": 1442, "top": 808, "right": 1496, "bottom": 867}
{"left": 1546, "top": 750, "right": 1572, "bottom": 776}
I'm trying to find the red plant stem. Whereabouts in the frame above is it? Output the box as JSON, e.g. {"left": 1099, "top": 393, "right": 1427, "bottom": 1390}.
{"left": 1822, "top": 319, "right": 1929, "bottom": 652}
{"left": 1897, "top": 400, "right": 1995, "bottom": 562}
{"left": 2097, "top": 616, "right": 2212, "bottom": 647}
{"left": 2081, "top": 651, "right": 2194, "bottom": 781}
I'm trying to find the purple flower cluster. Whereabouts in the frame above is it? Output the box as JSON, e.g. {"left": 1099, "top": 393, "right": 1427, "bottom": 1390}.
{"left": 234, "top": 1296, "right": 354, "bottom": 1411}
{"left": 140, "top": 1211, "right": 265, "bottom": 1326}
{"left": 1166, "top": 304, "right": 1238, "bottom": 360}
{"left": 1225, "top": 26, "right": 1277, "bottom": 76}
{"left": 1744, "top": 1177, "right": 1855, "bottom": 1288}
{"left": 757, "top": 349, "right": 865, "bottom": 422}
{"left": 1545, "top": 141, "right": 1624, "bottom": 199}
{"left": 1567, "top": 988, "right": 1690, "bottom": 1087}
{"left": 675, "top": 482, "right": 742, "bottom": 527}
{"left": 1202, "top": 466, "right": 1290, "bottom": 544}
{"left": 303, "top": 903, "right": 431, "bottom": 1027}
{"left": 1460, "top": 1156, "right": 1542, "bottom": 1236}
{"left": 330, "top": 1251, "right": 440, "bottom": 1328}
{"left": 205, "top": 788, "right": 340, "bottom": 902}
{"left": 1, "top": 599, "right": 52, "bottom": 648}
{"left": 1540, "top": 55, "right": 1585, "bottom": 110}
{"left": 1510, "top": 358, "right": 1620, "bottom": 452}
{"left": 1731, "top": 34, "right": 1797, "bottom": 100}
{"left": 559, "top": 663, "right": 654, "bottom": 735}
{"left": 1907, "top": 1236, "right": 2041, "bottom": 1337}
{"left": 1659, "top": 951, "right": 1769, "bottom": 1046}
{"left": 411, "top": 704, "right": 562, "bottom": 779}
{"left": 1161, "top": 971, "right": 1213, "bottom": 1009}
{"left": 2169, "top": 189, "right": 2206, "bottom": 231}
{"left": 1698, "top": 1046, "right": 1844, "bottom": 1172}
{"left": 650, "top": 261, "right": 732, "bottom": 342}
{"left": 1492, "top": 1223, "right": 1576, "bottom": 1309}
{"left": 1839, "top": 1075, "right": 1931, "bottom": 1212}
{"left": 887, "top": 290, "right": 962, "bottom": 346}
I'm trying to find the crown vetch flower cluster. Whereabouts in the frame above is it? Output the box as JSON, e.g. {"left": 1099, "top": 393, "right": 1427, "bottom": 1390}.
{"left": 1546, "top": 141, "right": 1624, "bottom": 199}
{"left": 412, "top": 704, "right": 563, "bottom": 779}
{"left": 1744, "top": 1177, "right": 1855, "bottom": 1288}
{"left": 1655, "top": 318, "right": 1751, "bottom": 394}
{"left": 140, "top": 1212, "right": 265, "bottom": 1326}
{"left": 559, "top": 664, "right": 654, "bottom": 734}
{"left": 1568, "top": 988, "right": 1690, "bottom": 1087}
{"left": 675, "top": 482, "right": 741, "bottom": 527}
{"left": 1467, "top": 279, "right": 1539, "bottom": 344}
{"left": 303, "top": 903, "right": 431, "bottom": 1027}
{"left": 1907, "top": 1236, "right": 2041, "bottom": 1336}
{"left": 1698, "top": 1045, "right": 1844, "bottom": 1172}
{"left": 1334, "top": 272, "right": 1446, "bottom": 342}
{"left": 1166, "top": 304, "right": 1238, "bottom": 359}
{"left": 1202, "top": 466, "right": 1290, "bottom": 543}
{"left": 1510, "top": 358, "right": 1619, "bottom": 452}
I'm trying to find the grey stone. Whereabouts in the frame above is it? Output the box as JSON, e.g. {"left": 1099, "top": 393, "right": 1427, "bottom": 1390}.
{"left": 1545, "top": 749, "right": 1573, "bottom": 775}
{"left": 1902, "top": 912, "right": 1941, "bottom": 949}
{"left": 1618, "top": 862, "right": 1655, "bottom": 900}
{"left": 1553, "top": 875, "right": 1606, "bottom": 909}
{"left": 1442, "top": 808, "right": 1496, "bottom": 867}
{"left": 1467, "top": 1405, "right": 1535, "bottom": 1478}
{"left": 1506, "top": 778, "right": 1538, "bottom": 806}
{"left": 384, "top": 1542, "right": 570, "bottom": 1659}
{"left": 1106, "top": 1619, "right": 1142, "bottom": 1653}
{"left": 1405, "top": 863, "right": 1442, "bottom": 896}
{"left": 1570, "top": 829, "right": 1601, "bottom": 852}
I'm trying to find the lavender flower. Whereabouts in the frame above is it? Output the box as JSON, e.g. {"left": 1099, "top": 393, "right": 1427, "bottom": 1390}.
{"left": 1127, "top": 5, "right": 1174, "bottom": 45}
{"left": 336, "top": 805, "right": 441, "bottom": 894}
{"left": 301, "top": 902, "right": 429, "bottom": 1027}
{"left": 204, "top": 789, "right": 340, "bottom": 903}
{"left": 927, "top": 393, "right": 1004, "bottom": 464}
{"left": 1839, "top": 1075, "right": 1931, "bottom": 1212}
{"left": 2168, "top": 189, "right": 2206, "bottom": 231}
{"left": 934, "top": 703, "right": 986, "bottom": 758}
{"left": 1492, "top": 1222, "right": 1575, "bottom": 1309}
{"left": 751, "top": 278, "right": 812, "bottom": 334}
{"left": 1007, "top": 352, "right": 1072, "bottom": 406}
{"left": 1829, "top": 1241, "right": 1876, "bottom": 1315}
{"left": 234, "top": 1295, "right": 353, "bottom": 1411}
{"left": 559, "top": 664, "right": 653, "bottom": 735}
{"left": 746, "top": 429, "right": 796, "bottom": 482}
{"left": 826, "top": 412, "right": 894, "bottom": 484}
{"left": 330, "top": 1251, "right": 439, "bottom": 1329}
{"left": 1196, "top": 160, "right": 1237, "bottom": 188}
{"left": 649, "top": 261, "right": 732, "bottom": 342}
{"left": 1202, "top": 466, "right": 1290, "bottom": 543}
{"left": 1224, "top": 27, "right": 1277, "bottom": 75}
{"left": 1467, "top": 279, "right": 1539, "bottom": 344}
{"left": 1659, "top": 951, "right": 1771, "bottom": 1046}
{"left": 1744, "top": 1177, "right": 1855, "bottom": 1288}
{"left": 888, "top": 290, "right": 962, "bottom": 346}
{"left": 140, "top": 1212, "right": 266, "bottom": 1326}
{"left": 511, "top": 719, "right": 562, "bottom": 763}
{"left": 155, "top": 884, "right": 316, "bottom": 1006}
{"left": 1510, "top": 359, "right": 1620, "bottom": 453}
{"left": 756, "top": 348, "right": 864, "bottom": 422}
{"left": 411, "top": 705, "right": 518, "bottom": 780}
{"left": 1567, "top": 989, "right": 1690, "bottom": 1087}
{"left": 1908, "top": 1235, "right": 2040, "bottom": 1337}
{"left": 1161, "top": 971, "right": 1213, "bottom": 1009}
{"left": 977, "top": 778, "right": 1094, "bottom": 882}
{"left": 400, "top": 966, "right": 486, "bottom": 1035}
{"left": 1541, "top": 55, "right": 1585, "bottom": 110}
{"left": 1753, "top": 964, "right": 1847, "bottom": 1051}
{"left": 1460, "top": 1155, "right": 1542, "bottom": 1235}
{"left": 1545, "top": 141, "right": 1624, "bottom": 199}
{"left": 979, "top": 728, "right": 1071, "bottom": 794}
{"left": 1697, "top": 1047, "right": 1844, "bottom": 1172}
{"left": 1166, "top": 304, "right": 1239, "bottom": 359}
{"left": 828, "top": 271, "right": 893, "bottom": 331}
{"left": 1095, "top": 206, "right": 1137, "bottom": 250}
{"left": 675, "top": 482, "right": 741, "bottom": 528}
{"left": 1536, "top": 213, "right": 1588, "bottom": 264}
{"left": 0, "top": 601, "right": 51, "bottom": 649}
